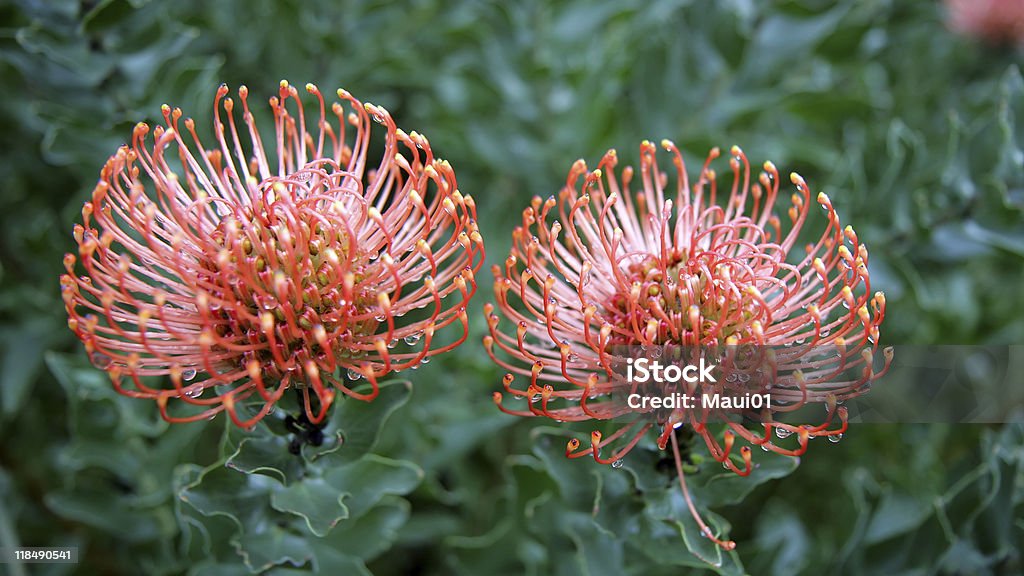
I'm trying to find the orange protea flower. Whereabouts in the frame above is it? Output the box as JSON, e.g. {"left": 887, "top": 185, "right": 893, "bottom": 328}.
{"left": 61, "top": 81, "right": 484, "bottom": 428}
{"left": 946, "top": 0, "right": 1024, "bottom": 45}
{"left": 484, "top": 141, "right": 891, "bottom": 549}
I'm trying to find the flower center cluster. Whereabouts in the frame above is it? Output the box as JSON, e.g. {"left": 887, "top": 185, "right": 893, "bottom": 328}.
{"left": 196, "top": 178, "right": 376, "bottom": 381}
{"left": 606, "top": 248, "right": 770, "bottom": 347}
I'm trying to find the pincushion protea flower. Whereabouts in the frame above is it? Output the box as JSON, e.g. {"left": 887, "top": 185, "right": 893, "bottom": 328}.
{"left": 484, "top": 141, "right": 891, "bottom": 549}
{"left": 946, "top": 0, "right": 1024, "bottom": 45}
{"left": 61, "top": 81, "right": 484, "bottom": 428}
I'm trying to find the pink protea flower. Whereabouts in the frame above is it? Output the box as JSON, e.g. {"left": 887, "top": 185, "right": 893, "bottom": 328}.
{"left": 61, "top": 81, "right": 484, "bottom": 428}
{"left": 946, "top": 0, "right": 1024, "bottom": 45}
{"left": 484, "top": 141, "right": 891, "bottom": 549}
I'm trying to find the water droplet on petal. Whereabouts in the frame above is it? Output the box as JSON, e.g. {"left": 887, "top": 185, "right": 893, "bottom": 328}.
{"left": 182, "top": 368, "right": 197, "bottom": 381}
{"left": 828, "top": 433, "right": 843, "bottom": 443}
{"left": 404, "top": 333, "right": 422, "bottom": 345}
{"left": 90, "top": 353, "right": 112, "bottom": 369}
{"left": 775, "top": 427, "right": 793, "bottom": 439}
{"left": 347, "top": 369, "right": 363, "bottom": 380}
{"left": 184, "top": 386, "right": 202, "bottom": 399}
{"left": 611, "top": 459, "right": 624, "bottom": 469}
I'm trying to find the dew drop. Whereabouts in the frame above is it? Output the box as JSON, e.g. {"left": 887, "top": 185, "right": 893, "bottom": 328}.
{"left": 828, "top": 433, "right": 843, "bottom": 443}
{"left": 90, "top": 353, "right": 112, "bottom": 369}
{"left": 531, "top": 394, "right": 542, "bottom": 402}
{"left": 184, "top": 386, "right": 202, "bottom": 399}
{"left": 611, "top": 459, "right": 624, "bottom": 469}
{"left": 775, "top": 427, "right": 793, "bottom": 439}
{"left": 420, "top": 356, "right": 431, "bottom": 365}
{"left": 182, "top": 368, "right": 197, "bottom": 381}
{"left": 347, "top": 369, "right": 363, "bottom": 380}
{"left": 375, "top": 315, "right": 386, "bottom": 322}
{"left": 404, "top": 333, "right": 422, "bottom": 345}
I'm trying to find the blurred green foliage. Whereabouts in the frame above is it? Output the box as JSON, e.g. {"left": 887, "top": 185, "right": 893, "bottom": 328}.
{"left": 1, "top": 0, "right": 1023, "bottom": 574}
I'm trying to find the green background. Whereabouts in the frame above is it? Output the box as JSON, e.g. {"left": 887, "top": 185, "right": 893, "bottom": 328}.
{"left": 1, "top": 0, "right": 1023, "bottom": 574}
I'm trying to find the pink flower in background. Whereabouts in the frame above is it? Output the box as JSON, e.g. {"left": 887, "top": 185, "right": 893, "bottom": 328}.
{"left": 947, "top": 0, "right": 1024, "bottom": 45}
{"left": 484, "top": 141, "right": 891, "bottom": 549}
{"left": 62, "top": 81, "right": 484, "bottom": 428}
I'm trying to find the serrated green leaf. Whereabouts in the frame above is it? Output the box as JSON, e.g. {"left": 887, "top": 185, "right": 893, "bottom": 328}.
{"left": 688, "top": 450, "right": 800, "bottom": 508}
{"left": 309, "top": 379, "right": 412, "bottom": 466}
{"left": 318, "top": 496, "right": 410, "bottom": 562}
{"left": 224, "top": 432, "right": 304, "bottom": 486}
{"left": 269, "top": 476, "right": 348, "bottom": 538}
{"left": 323, "top": 455, "right": 423, "bottom": 521}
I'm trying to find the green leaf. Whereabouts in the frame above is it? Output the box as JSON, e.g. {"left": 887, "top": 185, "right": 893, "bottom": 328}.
{"left": 321, "top": 454, "right": 423, "bottom": 521}
{"left": 0, "top": 321, "right": 53, "bottom": 418}
{"left": 306, "top": 379, "right": 413, "bottom": 466}
{"left": 268, "top": 476, "right": 347, "bottom": 538}
{"left": 688, "top": 450, "right": 800, "bottom": 507}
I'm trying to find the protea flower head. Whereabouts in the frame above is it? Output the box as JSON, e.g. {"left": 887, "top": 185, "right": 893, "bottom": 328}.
{"left": 484, "top": 141, "right": 891, "bottom": 549}
{"left": 946, "top": 0, "right": 1024, "bottom": 45}
{"left": 61, "top": 81, "right": 484, "bottom": 428}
